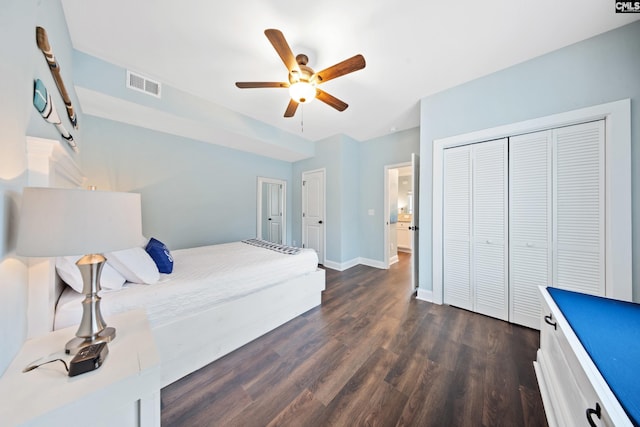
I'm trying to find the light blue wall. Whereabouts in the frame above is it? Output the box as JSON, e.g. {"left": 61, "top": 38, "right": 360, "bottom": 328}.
{"left": 292, "top": 135, "right": 347, "bottom": 262}
{"left": 72, "top": 51, "right": 315, "bottom": 159}
{"left": 359, "top": 128, "right": 420, "bottom": 262}
{"left": 340, "top": 137, "right": 361, "bottom": 262}
{"left": 80, "top": 115, "right": 293, "bottom": 250}
{"left": 292, "top": 129, "right": 419, "bottom": 266}
{"left": 419, "top": 21, "right": 640, "bottom": 300}
{"left": 0, "top": 0, "right": 82, "bottom": 374}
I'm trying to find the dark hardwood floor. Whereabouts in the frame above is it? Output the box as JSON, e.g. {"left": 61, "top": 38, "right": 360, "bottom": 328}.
{"left": 161, "top": 253, "right": 548, "bottom": 427}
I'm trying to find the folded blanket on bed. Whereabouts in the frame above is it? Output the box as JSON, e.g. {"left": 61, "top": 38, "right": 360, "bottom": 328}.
{"left": 242, "top": 238, "right": 301, "bottom": 255}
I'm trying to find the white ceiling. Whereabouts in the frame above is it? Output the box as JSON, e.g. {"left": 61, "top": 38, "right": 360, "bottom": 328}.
{"left": 60, "top": 0, "right": 638, "bottom": 143}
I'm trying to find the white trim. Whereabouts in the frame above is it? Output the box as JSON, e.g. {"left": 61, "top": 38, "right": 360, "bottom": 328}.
{"left": 323, "top": 258, "right": 359, "bottom": 271}
{"left": 416, "top": 288, "right": 433, "bottom": 303}
{"left": 323, "top": 257, "right": 388, "bottom": 272}
{"left": 432, "top": 99, "right": 632, "bottom": 305}
{"left": 26, "top": 137, "right": 84, "bottom": 188}
{"left": 358, "top": 257, "right": 387, "bottom": 270}
{"left": 256, "top": 176, "right": 287, "bottom": 244}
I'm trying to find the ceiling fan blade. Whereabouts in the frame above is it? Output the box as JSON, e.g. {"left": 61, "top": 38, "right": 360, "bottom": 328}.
{"left": 235, "top": 82, "right": 289, "bottom": 89}
{"left": 314, "top": 54, "right": 366, "bottom": 84}
{"left": 316, "top": 89, "right": 348, "bottom": 111}
{"left": 284, "top": 99, "right": 299, "bottom": 117}
{"left": 264, "top": 29, "right": 300, "bottom": 73}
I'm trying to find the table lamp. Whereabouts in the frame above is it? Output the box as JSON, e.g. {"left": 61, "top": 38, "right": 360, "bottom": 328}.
{"left": 17, "top": 187, "right": 143, "bottom": 354}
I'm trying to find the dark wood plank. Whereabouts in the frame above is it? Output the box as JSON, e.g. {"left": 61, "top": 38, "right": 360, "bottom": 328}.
{"left": 161, "top": 253, "right": 548, "bottom": 427}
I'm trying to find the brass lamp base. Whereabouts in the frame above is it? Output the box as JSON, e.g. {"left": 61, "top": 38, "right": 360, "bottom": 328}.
{"left": 65, "top": 327, "right": 116, "bottom": 355}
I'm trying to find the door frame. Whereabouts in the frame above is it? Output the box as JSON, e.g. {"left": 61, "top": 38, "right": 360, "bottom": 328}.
{"left": 302, "top": 168, "right": 326, "bottom": 264}
{"left": 257, "top": 176, "right": 286, "bottom": 244}
{"left": 383, "top": 161, "right": 411, "bottom": 269}
{"left": 431, "top": 99, "right": 631, "bottom": 305}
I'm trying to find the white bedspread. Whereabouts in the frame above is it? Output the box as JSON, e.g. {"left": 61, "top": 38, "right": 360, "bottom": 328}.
{"left": 54, "top": 241, "right": 319, "bottom": 330}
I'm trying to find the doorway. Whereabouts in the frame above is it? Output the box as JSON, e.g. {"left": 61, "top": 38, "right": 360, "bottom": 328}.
{"left": 384, "top": 154, "right": 420, "bottom": 292}
{"left": 257, "top": 177, "right": 286, "bottom": 244}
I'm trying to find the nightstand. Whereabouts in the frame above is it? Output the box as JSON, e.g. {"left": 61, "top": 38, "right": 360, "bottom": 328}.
{"left": 0, "top": 309, "right": 160, "bottom": 426}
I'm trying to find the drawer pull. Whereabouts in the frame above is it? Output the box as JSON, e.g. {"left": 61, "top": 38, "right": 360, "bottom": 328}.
{"left": 586, "top": 402, "right": 601, "bottom": 427}
{"left": 544, "top": 314, "right": 557, "bottom": 330}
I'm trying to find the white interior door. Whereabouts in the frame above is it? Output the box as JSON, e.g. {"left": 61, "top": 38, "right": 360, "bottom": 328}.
{"left": 257, "top": 177, "right": 286, "bottom": 245}
{"left": 410, "top": 153, "right": 420, "bottom": 291}
{"left": 267, "top": 183, "right": 282, "bottom": 244}
{"left": 302, "top": 169, "right": 325, "bottom": 264}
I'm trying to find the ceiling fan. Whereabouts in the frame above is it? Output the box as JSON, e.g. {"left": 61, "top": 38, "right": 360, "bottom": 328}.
{"left": 235, "top": 29, "right": 366, "bottom": 118}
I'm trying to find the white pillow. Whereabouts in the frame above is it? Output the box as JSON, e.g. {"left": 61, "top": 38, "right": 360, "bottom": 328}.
{"left": 105, "top": 247, "right": 159, "bottom": 285}
{"left": 56, "top": 256, "right": 127, "bottom": 293}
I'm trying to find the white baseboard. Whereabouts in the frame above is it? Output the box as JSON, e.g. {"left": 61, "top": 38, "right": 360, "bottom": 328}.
{"left": 323, "top": 258, "right": 360, "bottom": 271}
{"left": 323, "top": 257, "right": 387, "bottom": 271}
{"left": 416, "top": 288, "right": 434, "bottom": 303}
{"left": 389, "top": 255, "right": 399, "bottom": 265}
{"left": 358, "top": 257, "right": 387, "bottom": 269}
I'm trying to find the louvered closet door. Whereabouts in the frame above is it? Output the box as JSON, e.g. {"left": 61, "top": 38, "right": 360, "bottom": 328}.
{"left": 472, "top": 139, "right": 508, "bottom": 321}
{"left": 553, "top": 121, "right": 605, "bottom": 295}
{"left": 443, "top": 146, "right": 472, "bottom": 310}
{"left": 509, "top": 131, "right": 552, "bottom": 329}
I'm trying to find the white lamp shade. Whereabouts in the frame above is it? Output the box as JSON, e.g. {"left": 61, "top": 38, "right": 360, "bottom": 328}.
{"left": 17, "top": 187, "right": 144, "bottom": 257}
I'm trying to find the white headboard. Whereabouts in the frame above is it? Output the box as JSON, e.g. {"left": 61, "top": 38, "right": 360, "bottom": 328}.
{"left": 25, "top": 137, "right": 85, "bottom": 338}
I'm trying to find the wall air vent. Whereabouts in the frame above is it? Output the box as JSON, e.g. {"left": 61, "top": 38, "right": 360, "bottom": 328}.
{"left": 126, "top": 70, "right": 161, "bottom": 98}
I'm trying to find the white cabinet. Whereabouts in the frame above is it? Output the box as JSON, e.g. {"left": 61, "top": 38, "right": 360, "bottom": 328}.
{"left": 0, "top": 309, "right": 160, "bottom": 427}
{"left": 534, "top": 287, "right": 632, "bottom": 427}
{"left": 397, "top": 221, "right": 411, "bottom": 251}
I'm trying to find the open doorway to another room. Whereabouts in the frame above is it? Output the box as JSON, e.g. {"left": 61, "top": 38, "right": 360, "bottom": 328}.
{"left": 384, "top": 163, "right": 413, "bottom": 266}
{"left": 385, "top": 154, "right": 420, "bottom": 294}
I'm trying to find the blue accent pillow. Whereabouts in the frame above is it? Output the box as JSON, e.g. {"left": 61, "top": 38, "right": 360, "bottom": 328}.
{"left": 145, "top": 238, "right": 174, "bottom": 274}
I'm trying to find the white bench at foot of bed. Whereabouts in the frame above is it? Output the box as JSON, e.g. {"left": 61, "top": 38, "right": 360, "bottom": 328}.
{"left": 534, "top": 286, "right": 633, "bottom": 427}
{"left": 157, "top": 268, "right": 325, "bottom": 387}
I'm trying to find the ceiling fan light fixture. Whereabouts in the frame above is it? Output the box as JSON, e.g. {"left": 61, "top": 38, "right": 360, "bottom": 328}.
{"left": 289, "top": 81, "right": 316, "bottom": 104}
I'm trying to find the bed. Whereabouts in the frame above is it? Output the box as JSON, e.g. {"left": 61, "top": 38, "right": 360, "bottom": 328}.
{"left": 23, "top": 138, "right": 325, "bottom": 388}
{"left": 53, "top": 240, "right": 325, "bottom": 386}
{"left": 534, "top": 286, "right": 639, "bottom": 427}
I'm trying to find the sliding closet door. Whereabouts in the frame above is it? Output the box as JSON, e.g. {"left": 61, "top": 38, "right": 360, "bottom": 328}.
{"left": 472, "top": 139, "right": 508, "bottom": 320}
{"left": 509, "top": 131, "right": 552, "bottom": 329}
{"left": 443, "top": 146, "right": 472, "bottom": 310}
{"left": 553, "top": 120, "right": 605, "bottom": 295}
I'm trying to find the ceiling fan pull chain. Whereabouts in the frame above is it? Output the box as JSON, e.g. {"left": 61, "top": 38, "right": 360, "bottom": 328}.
{"left": 301, "top": 104, "right": 304, "bottom": 133}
